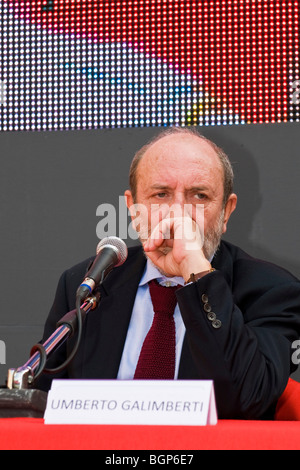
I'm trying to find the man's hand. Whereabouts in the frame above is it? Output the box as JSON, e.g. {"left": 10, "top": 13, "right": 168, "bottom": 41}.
{"left": 143, "top": 215, "right": 212, "bottom": 281}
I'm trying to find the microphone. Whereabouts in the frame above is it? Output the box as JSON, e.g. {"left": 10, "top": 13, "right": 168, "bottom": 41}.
{"left": 76, "top": 236, "right": 128, "bottom": 302}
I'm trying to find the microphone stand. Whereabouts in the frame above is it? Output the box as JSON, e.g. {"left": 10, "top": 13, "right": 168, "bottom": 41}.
{"left": 0, "top": 293, "right": 100, "bottom": 417}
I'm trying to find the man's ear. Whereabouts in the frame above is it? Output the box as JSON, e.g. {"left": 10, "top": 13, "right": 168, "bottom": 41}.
{"left": 124, "top": 189, "right": 146, "bottom": 237}
{"left": 124, "top": 189, "right": 134, "bottom": 219}
{"left": 222, "top": 193, "right": 237, "bottom": 233}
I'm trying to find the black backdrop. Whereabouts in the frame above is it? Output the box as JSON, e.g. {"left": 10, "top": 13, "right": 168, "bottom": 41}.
{"left": 0, "top": 122, "right": 300, "bottom": 384}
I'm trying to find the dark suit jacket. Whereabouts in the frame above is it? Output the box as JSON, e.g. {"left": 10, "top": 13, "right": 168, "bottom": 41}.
{"left": 36, "top": 240, "right": 300, "bottom": 419}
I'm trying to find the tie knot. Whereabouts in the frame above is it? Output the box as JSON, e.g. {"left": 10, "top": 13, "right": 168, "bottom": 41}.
{"left": 148, "top": 279, "right": 179, "bottom": 316}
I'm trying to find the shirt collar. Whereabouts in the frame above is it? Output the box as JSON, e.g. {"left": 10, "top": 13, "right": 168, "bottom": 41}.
{"left": 139, "top": 258, "right": 185, "bottom": 287}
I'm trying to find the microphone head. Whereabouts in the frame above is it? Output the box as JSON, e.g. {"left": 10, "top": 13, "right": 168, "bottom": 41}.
{"left": 96, "top": 236, "right": 128, "bottom": 266}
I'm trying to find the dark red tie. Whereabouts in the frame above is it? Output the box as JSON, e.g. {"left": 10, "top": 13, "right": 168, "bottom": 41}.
{"left": 134, "top": 279, "right": 179, "bottom": 379}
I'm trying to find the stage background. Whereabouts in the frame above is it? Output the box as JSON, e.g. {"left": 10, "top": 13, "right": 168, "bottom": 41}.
{"left": 0, "top": 123, "right": 300, "bottom": 384}
{"left": 0, "top": 1, "right": 299, "bottom": 385}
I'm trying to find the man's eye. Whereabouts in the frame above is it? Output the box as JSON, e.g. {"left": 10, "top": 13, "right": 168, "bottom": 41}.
{"left": 156, "top": 192, "right": 167, "bottom": 198}
{"left": 195, "top": 193, "right": 207, "bottom": 200}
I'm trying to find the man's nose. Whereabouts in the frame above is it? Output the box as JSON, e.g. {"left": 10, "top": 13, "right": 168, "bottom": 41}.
{"left": 172, "top": 192, "right": 185, "bottom": 207}
{"left": 167, "top": 195, "right": 188, "bottom": 219}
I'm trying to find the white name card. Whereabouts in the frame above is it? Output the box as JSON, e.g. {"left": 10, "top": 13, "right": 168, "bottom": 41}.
{"left": 44, "top": 379, "right": 217, "bottom": 425}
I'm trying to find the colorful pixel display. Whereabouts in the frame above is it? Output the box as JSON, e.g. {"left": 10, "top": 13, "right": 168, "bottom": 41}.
{"left": 0, "top": 0, "right": 299, "bottom": 130}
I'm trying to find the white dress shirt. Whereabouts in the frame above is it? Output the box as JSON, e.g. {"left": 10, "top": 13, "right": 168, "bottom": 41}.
{"left": 117, "top": 260, "right": 186, "bottom": 379}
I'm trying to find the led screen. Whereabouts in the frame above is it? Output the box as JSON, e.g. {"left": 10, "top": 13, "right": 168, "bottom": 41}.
{"left": 0, "top": 0, "right": 299, "bottom": 130}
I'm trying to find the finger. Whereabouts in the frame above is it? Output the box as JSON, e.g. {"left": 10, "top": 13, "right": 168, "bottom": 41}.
{"left": 143, "top": 234, "right": 164, "bottom": 252}
{"left": 144, "top": 218, "right": 174, "bottom": 251}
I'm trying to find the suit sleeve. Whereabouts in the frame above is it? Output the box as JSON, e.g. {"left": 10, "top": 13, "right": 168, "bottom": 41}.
{"left": 176, "top": 268, "right": 300, "bottom": 419}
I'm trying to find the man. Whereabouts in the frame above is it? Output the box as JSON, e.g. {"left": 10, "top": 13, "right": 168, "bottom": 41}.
{"left": 36, "top": 127, "right": 300, "bottom": 419}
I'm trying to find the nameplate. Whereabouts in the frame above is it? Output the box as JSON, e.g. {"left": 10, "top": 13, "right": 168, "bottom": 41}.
{"left": 44, "top": 379, "right": 217, "bottom": 425}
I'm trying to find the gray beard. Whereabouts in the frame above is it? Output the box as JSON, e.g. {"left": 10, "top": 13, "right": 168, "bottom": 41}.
{"left": 202, "top": 210, "right": 224, "bottom": 261}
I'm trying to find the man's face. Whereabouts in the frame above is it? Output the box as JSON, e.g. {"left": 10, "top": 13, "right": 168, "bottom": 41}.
{"left": 126, "top": 133, "right": 236, "bottom": 260}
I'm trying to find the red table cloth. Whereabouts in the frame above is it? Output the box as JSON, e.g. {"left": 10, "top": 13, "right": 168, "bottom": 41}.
{"left": 0, "top": 418, "right": 300, "bottom": 450}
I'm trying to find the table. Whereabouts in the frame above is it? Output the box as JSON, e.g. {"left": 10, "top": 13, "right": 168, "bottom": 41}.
{"left": 0, "top": 418, "right": 300, "bottom": 450}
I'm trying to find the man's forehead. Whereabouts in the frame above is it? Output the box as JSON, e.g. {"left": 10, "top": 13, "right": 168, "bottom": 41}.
{"left": 142, "top": 133, "right": 220, "bottom": 164}
{"left": 138, "top": 134, "right": 223, "bottom": 178}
